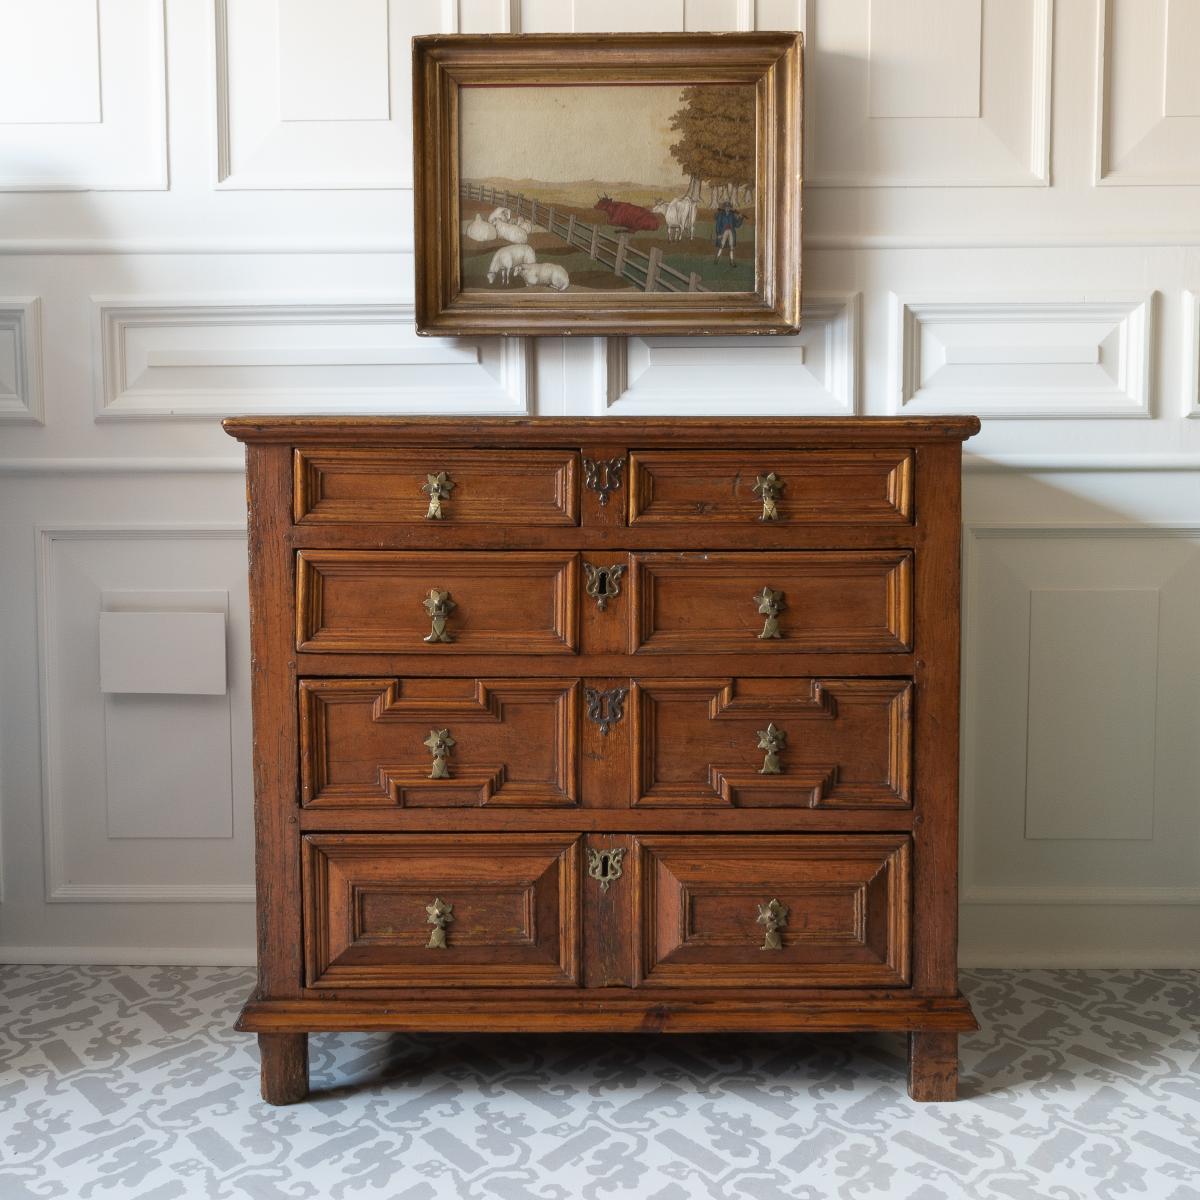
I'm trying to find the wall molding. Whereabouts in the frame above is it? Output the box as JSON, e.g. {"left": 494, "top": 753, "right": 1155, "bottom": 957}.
{"left": 961, "top": 523, "right": 1200, "bottom": 910}
{"left": 593, "top": 294, "right": 858, "bottom": 414}
{"left": 37, "top": 524, "right": 251, "bottom": 904}
{"left": 0, "top": 298, "right": 44, "bottom": 424}
{"left": 890, "top": 293, "right": 1153, "bottom": 419}
{"left": 0, "top": 458, "right": 247, "bottom": 475}
{"left": 0, "top": 945, "right": 255, "bottom": 966}
{"left": 1185, "top": 290, "right": 1200, "bottom": 418}
{"left": 92, "top": 298, "right": 532, "bottom": 419}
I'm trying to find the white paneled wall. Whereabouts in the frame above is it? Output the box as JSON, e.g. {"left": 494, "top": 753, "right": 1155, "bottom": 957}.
{"left": 0, "top": 0, "right": 1198, "bottom": 966}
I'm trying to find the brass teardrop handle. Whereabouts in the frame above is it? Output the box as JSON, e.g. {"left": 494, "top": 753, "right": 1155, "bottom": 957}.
{"left": 421, "top": 471, "right": 454, "bottom": 520}
{"left": 426, "top": 898, "right": 453, "bottom": 949}
{"left": 422, "top": 588, "right": 455, "bottom": 643}
{"left": 425, "top": 728, "right": 455, "bottom": 778}
{"left": 754, "top": 586, "right": 784, "bottom": 639}
{"left": 752, "top": 472, "right": 783, "bottom": 521}
{"left": 757, "top": 898, "right": 787, "bottom": 951}
{"left": 757, "top": 723, "right": 786, "bottom": 774}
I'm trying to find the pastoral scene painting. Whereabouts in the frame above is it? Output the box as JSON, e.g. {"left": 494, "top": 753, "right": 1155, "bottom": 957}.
{"left": 458, "top": 84, "right": 757, "bottom": 295}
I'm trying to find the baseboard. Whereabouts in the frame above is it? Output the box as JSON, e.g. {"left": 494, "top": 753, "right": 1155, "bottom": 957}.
{"left": 0, "top": 945, "right": 256, "bottom": 966}
{"left": 960, "top": 950, "right": 1200, "bottom": 968}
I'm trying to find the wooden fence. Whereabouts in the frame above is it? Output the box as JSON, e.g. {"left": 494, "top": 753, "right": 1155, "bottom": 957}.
{"left": 461, "top": 181, "right": 708, "bottom": 294}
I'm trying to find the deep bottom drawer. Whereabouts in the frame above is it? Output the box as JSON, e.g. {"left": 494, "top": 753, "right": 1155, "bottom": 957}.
{"left": 636, "top": 834, "right": 911, "bottom": 988}
{"left": 302, "top": 833, "right": 581, "bottom": 988}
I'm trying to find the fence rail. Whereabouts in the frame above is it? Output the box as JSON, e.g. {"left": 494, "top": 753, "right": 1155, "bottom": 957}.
{"left": 461, "top": 181, "right": 708, "bottom": 294}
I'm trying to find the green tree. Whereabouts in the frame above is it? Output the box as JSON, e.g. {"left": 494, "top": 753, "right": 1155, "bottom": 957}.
{"left": 668, "top": 85, "right": 755, "bottom": 204}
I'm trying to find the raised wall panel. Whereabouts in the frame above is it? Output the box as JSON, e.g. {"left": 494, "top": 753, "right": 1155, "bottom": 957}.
{"left": 37, "top": 529, "right": 254, "bottom": 902}
{"left": 962, "top": 527, "right": 1200, "bottom": 906}
{"left": 890, "top": 295, "right": 1152, "bottom": 419}
{"left": 93, "top": 300, "right": 531, "bottom": 419}
{"left": 0, "top": 299, "right": 43, "bottom": 424}
{"left": 808, "top": 0, "right": 1051, "bottom": 186}
{"left": 0, "top": 0, "right": 165, "bottom": 190}
{"left": 1096, "top": 0, "right": 1200, "bottom": 184}
{"left": 1185, "top": 291, "right": 1200, "bottom": 418}
{"left": 596, "top": 295, "right": 858, "bottom": 414}
{"left": 1024, "top": 589, "right": 1158, "bottom": 840}
{"left": 215, "top": 0, "right": 447, "bottom": 189}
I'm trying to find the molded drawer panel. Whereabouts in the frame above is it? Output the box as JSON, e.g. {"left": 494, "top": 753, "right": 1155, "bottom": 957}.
{"left": 303, "top": 833, "right": 581, "bottom": 989}
{"left": 628, "top": 450, "right": 913, "bottom": 525}
{"left": 299, "top": 677, "right": 578, "bottom": 808}
{"left": 631, "top": 678, "right": 912, "bottom": 808}
{"left": 296, "top": 550, "right": 579, "bottom": 654}
{"left": 295, "top": 448, "right": 579, "bottom": 525}
{"left": 630, "top": 551, "right": 912, "bottom": 653}
{"left": 637, "top": 835, "right": 910, "bottom": 988}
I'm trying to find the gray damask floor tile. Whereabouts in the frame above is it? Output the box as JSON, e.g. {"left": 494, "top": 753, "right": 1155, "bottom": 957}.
{"left": 0, "top": 967, "right": 1197, "bottom": 1199}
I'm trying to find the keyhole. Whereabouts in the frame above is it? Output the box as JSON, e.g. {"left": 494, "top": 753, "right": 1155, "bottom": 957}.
{"left": 598, "top": 853, "right": 611, "bottom": 878}
{"left": 596, "top": 570, "right": 609, "bottom": 595}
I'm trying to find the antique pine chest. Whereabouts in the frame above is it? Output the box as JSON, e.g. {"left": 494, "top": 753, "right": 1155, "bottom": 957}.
{"left": 223, "top": 416, "right": 980, "bottom": 1103}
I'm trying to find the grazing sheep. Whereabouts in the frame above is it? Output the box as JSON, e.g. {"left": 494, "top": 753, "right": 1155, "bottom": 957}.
{"left": 464, "top": 213, "right": 496, "bottom": 242}
{"left": 487, "top": 243, "right": 536, "bottom": 284}
{"left": 518, "top": 262, "right": 570, "bottom": 291}
{"left": 491, "top": 219, "right": 529, "bottom": 244}
{"left": 488, "top": 206, "right": 512, "bottom": 223}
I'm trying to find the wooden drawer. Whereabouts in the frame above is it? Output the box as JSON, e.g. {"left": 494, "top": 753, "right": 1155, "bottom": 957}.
{"left": 299, "top": 677, "right": 578, "bottom": 808}
{"left": 630, "top": 678, "right": 911, "bottom": 808}
{"left": 303, "top": 834, "right": 581, "bottom": 988}
{"left": 637, "top": 835, "right": 910, "bottom": 988}
{"left": 295, "top": 448, "right": 579, "bottom": 525}
{"left": 630, "top": 551, "right": 912, "bottom": 653}
{"left": 296, "top": 551, "right": 579, "bottom": 654}
{"left": 628, "top": 450, "right": 913, "bottom": 525}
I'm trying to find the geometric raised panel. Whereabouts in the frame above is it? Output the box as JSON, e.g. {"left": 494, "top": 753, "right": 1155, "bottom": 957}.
{"left": 1095, "top": 0, "right": 1200, "bottom": 184}
{"left": 93, "top": 301, "right": 531, "bottom": 419}
{"left": 890, "top": 295, "right": 1153, "bottom": 418}
{"left": 630, "top": 678, "right": 912, "bottom": 808}
{"left": 0, "top": 299, "right": 43, "bottom": 424}
{"left": 1186, "top": 291, "right": 1200, "bottom": 418}
{"left": 298, "top": 677, "right": 579, "bottom": 808}
{"left": 0, "top": 0, "right": 166, "bottom": 190}
{"left": 808, "top": 0, "right": 1051, "bottom": 186}
{"left": 1025, "top": 589, "right": 1159, "bottom": 840}
{"left": 596, "top": 296, "right": 859, "bottom": 415}
{"left": 36, "top": 527, "right": 254, "bottom": 902}
{"left": 962, "top": 527, "right": 1200, "bottom": 906}
{"left": 215, "top": 0, "right": 445, "bottom": 188}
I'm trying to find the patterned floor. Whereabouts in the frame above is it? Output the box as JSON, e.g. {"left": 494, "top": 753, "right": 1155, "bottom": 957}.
{"left": 0, "top": 968, "right": 1197, "bottom": 1199}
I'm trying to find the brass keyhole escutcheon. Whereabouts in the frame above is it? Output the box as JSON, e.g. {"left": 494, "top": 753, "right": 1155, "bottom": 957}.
{"left": 584, "top": 562, "right": 626, "bottom": 612}
{"left": 587, "top": 847, "right": 625, "bottom": 893}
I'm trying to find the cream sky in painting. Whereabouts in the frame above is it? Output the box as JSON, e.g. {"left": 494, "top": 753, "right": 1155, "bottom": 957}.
{"left": 459, "top": 85, "right": 690, "bottom": 187}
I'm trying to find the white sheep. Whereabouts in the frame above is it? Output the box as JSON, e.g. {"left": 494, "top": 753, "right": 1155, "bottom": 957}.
{"left": 487, "top": 243, "right": 536, "bottom": 284}
{"left": 513, "top": 216, "right": 533, "bottom": 233}
{"left": 518, "top": 262, "right": 570, "bottom": 291}
{"left": 464, "top": 213, "right": 496, "bottom": 242}
{"left": 491, "top": 219, "right": 529, "bottom": 245}
{"left": 488, "top": 206, "right": 512, "bottom": 223}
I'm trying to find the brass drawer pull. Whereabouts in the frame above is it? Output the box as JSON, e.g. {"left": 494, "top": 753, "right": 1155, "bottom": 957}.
{"left": 421, "top": 470, "right": 454, "bottom": 520}
{"left": 422, "top": 588, "right": 456, "bottom": 643}
{"left": 583, "top": 562, "right": 625, "bottom": 611}
{"left": 587, "top": 847, "right": 624, "bottom": 893}
{"left": 425, "top": 728, "right": 455, "bottom": 779}
{"left": 752, "top": 472, "right": 783, "bottom": 521}
{"left": 757, "top": 723, "right": 786, "bottom": 774}
{"left": 426, "top": 898, "right": 454, "bottom": 949}
{"left": 757, "top": 899, "right": 787, "bottom": 951}
{"left": 754, "top": 586, "right": 784, "bottom": 639}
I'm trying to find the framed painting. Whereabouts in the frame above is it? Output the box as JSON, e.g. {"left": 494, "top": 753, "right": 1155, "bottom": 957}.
{"left": 412, "top": 32, "right": 802, "bottom": 337}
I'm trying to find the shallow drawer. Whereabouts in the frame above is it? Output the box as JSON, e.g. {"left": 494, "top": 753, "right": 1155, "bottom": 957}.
{"left": 628, "top": 450, "right": 913, "bottom": 525}
{"left": 637, "top": 835, "right": 910, "bottom": 988}
{"left": 630, "top": 551, "right": 912, "bottom": 653}
{"left": 303, "top": 833, "right": 581, "bottom": 988}
{"left": 296, "top": 551, "right": 579, "bottom": 654}
{"left": 294, "top": 448, "right": 579, "bottom": 525}
{"left": 299, "top": 677, "right": 578, "bottom": 808}
{"left": 631, "top": 678, "right": 911, "bottom": 808}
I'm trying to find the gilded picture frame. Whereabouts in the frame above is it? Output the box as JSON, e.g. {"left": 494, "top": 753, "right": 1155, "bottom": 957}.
{"left": 412, "top": 32, "right": 802, "bottom": 337}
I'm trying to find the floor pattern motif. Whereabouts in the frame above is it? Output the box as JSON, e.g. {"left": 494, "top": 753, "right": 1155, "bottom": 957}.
{"left": 0, "top": 967, "right": 1197, "bottom": 1199}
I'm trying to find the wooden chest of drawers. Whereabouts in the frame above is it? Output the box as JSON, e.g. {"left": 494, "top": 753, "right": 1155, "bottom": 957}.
{"left": 224, "top": 416, "right": 980, "bottom": 1104}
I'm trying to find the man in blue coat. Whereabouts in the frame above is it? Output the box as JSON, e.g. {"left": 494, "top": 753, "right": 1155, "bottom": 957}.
{"left": 714, "top": 200, "right": 745, "bottom": 266}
